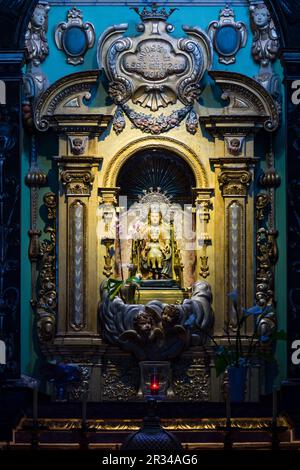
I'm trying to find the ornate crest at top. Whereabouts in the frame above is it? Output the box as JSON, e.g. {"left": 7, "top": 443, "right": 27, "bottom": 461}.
{"left": 97, "top": 6, "right": 212, "bottom": 112}
{"left": 132, "top": 5, "right": 177, "bottom": 22}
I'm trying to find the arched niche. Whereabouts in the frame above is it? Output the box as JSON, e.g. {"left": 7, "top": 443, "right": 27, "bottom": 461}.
{"left": 116, "top": 148, "right": 197, "bottom": 207}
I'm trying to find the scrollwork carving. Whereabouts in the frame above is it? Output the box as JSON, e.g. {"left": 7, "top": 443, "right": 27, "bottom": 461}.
{"left": 218, "top": 170, "right": 252, "bottom": 197}
{"left": 256, "top": 193, "right": 270, "bottom": 221}
{"left": 199, "top": 254, "right": 210, "bottom": 279}
{"left": 102, "top": 239, "right": 115, "bottom": 278}
{"left": 208, "top": 71, "right": 279, "bottom": 132}
{"left": 34, "top": 71, "right": 100, "bottom": 132}
{"left": 69, "top": 366, "right": 91, "bottom": 401}
{"left": 255, "top": 193, "right": 278, "bottom": 309}
{"left": 195, "top": 190, "right": 213, "bottom": 280}
{"left": 98, "top": 6, "right": 212, "bottom": 112}
{"left": 172, "top": 357, "right": 210, "bottom": 401}
{"left": 61, "top": 169, "right": 94, "bottom": 196}
{"left": 102, "top": 358, "right": 139, "bottom": 401}
{"left": 36, "top": 192, "right": 57, "bottom": 343}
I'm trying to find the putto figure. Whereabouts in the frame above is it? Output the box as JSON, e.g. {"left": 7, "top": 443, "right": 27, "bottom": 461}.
{"left": 24, "top": 1, "right": 50, "bottom": 101}
{"left": 99, "top": 280, "right": 214, "bottom": 361}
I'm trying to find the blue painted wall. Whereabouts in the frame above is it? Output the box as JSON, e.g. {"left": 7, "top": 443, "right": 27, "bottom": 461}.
{"left": 21, "top": 4, "right": 287, "bottom": 385}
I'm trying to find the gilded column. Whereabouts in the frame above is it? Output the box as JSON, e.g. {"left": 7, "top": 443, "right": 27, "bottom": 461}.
{"left": 55, "top": 137, "right": 101, "bottom": 341}
{"left": 211, "top": 156, "right": 256, "bottom": 332}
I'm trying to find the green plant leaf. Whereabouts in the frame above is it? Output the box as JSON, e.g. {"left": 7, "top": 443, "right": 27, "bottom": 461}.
{"left": 214, "top": 355, "right": 229, "bottom": 377}
{"left": 126, "top": 276, "right": 142, "bottom": 284}
{"left": 109, "top": 283, "right": 123, "bottom": 300}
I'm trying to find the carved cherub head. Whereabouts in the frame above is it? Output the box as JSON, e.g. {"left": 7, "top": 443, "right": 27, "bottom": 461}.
{"left": 31, "top": 2, "right": 50, "bottom": 30}
{"left": 161, "top": 304, "right": 180, "bottom": 329}
{"left": 250, "top": 4, "right": 270, "bottom": 29}
{"left": 72, "top": 137, "right": 85, "bottom": 155}
{"left": 32, "top": 5, "right": 47, "bottom": 28}
{"left": 226, "top": 137, "right": 242, "bottom": 155}
{"left": 133, "top": 305, "right": 162, "bottom": 337}
{"left": 134, "top": 310, "right": 154, "bottom": 336}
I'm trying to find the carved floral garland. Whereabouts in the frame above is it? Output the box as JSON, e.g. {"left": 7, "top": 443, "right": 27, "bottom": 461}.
{"left": 112, "top": 103, "right": 199, "bottom": 135}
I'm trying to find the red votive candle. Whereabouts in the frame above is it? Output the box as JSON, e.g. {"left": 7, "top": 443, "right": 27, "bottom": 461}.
{"left": 150, "top": 372, "right": 159, "bottom": 396}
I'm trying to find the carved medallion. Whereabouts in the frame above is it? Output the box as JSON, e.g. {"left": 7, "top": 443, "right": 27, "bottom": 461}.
{"left": 98, "top": 6, "right": 212, "bottom": 112}
{"left": 208, "top": 4, "right": 248, "bottom": 65}
{"left": 55, "top": 7, "right": 95, "bottom": 66}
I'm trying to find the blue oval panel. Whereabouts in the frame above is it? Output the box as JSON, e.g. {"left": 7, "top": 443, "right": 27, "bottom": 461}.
{"left": 215, "top": 25, "right": 239, "bottom": 56}
{"left": 63, "top": 26, "right": 87, "bottom": 56}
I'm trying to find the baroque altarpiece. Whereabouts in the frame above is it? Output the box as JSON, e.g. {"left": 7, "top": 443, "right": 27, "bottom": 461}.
{"left": 21, "top": 2, "right": 284, "bottom": 403}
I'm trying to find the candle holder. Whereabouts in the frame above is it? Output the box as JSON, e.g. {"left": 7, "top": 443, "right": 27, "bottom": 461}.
{"left": 139, "top": 361, "right": 170, "bottom": 401}
{"left": 122, "top": 361, "right": 182, "bottom": 451}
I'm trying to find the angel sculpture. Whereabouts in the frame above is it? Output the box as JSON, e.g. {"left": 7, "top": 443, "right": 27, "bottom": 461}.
{"left": 99, "top": 281, "right": 214, "bottom": 361}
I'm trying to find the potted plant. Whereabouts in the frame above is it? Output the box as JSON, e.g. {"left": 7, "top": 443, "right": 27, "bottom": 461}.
{"left": 211, "top": 291, "right": 286, "bottom": 402}
{"left": 105, "top": 275, "right": 142, "bottom": 304}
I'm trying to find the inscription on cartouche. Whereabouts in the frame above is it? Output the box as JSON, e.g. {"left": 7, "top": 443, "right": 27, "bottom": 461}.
{"left": 122, "top": 40, "right": 187, "bottom": 81}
